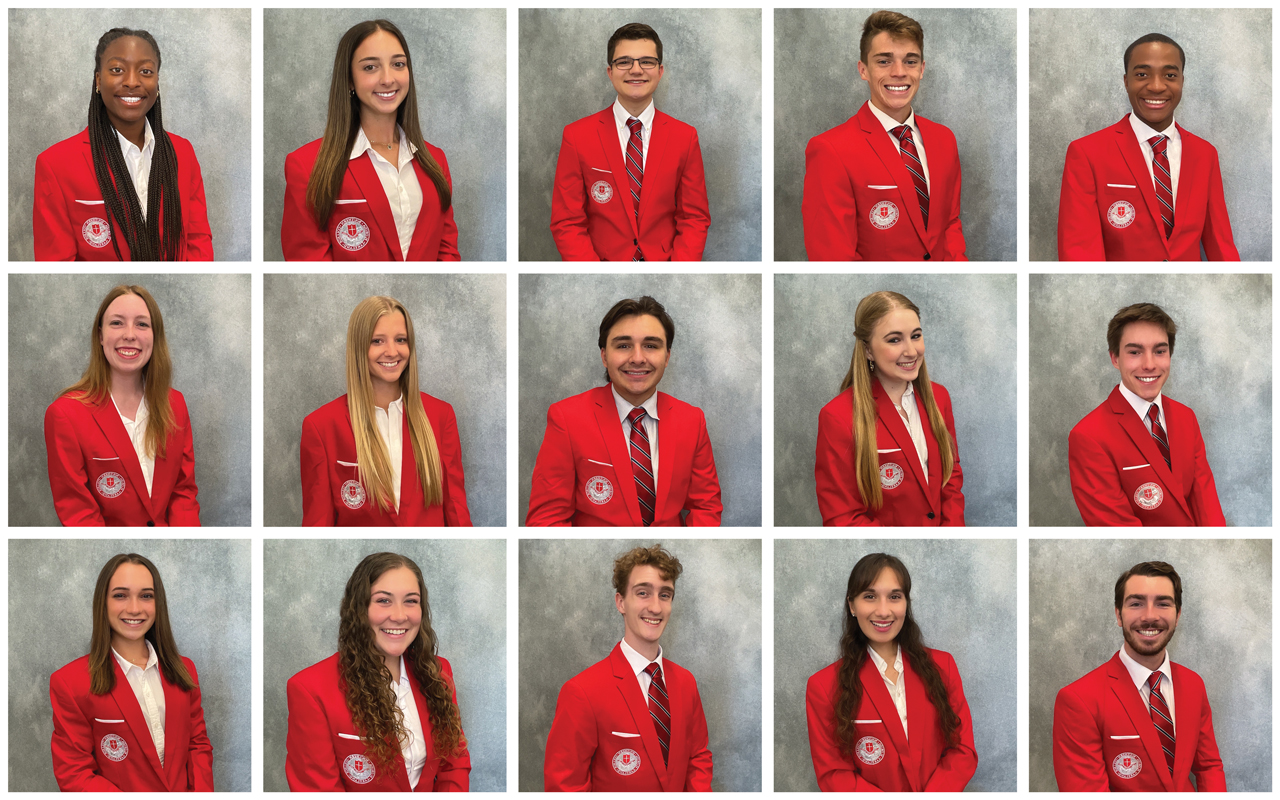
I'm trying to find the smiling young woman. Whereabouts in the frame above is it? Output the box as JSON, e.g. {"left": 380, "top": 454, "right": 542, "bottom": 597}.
{"left": 50, "top": 553, "right": 212, "bottom": 790}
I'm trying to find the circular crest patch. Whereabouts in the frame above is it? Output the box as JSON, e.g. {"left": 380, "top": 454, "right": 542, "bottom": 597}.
{"left": 1112, "top": 751, "right": 1142, "bottom": 779}
{"left": 855, "top": 735, "right": 886, "bottom": 765}
{"left": 585, "top": 475, "right": 614, "bottom": 505}
{"left": 340, "top": 479, "right": 366, "bottom": 510}
{"left": 96, "top": 471, "right": 126, "bottom": 499}
{"left": 100, "top": 733, "right": 128, "bottom": 762}
{"left": 1107, "top": 200, "right": 1137, "bottom": 229}
{"left": 879, "top": 462, "right": 905, "bottom": 490}
{"left": 335, "top": 216, "right": 371, "bottom": 251}
{"left": 343, "top": 753, "right": 376, "bottom": 784}
{"left": 869, "top": 200, "right": 899, "bottom": 230}
{"left": 612, "top": 748, "right": 641, "bottom": 776}
{"left": 590, "top": 180, "right": 614, "bottom": 204}
{"left": 82, "top": 217, "right": 112, "bottom": 248}
{"left": 1134, "top": 481, "right": 1163, "bottom": 510}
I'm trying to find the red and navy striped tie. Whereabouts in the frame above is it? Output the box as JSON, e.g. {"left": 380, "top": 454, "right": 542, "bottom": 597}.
{"left": 644, "top": 662, "right": 670, "bottom": 765}
{"left": 1149, "top": 134, "right": 1175, "bottom": 240}
{"left": 628, "top": 407, "right": 656, "bottom": 526}
{"left": 1147, "top": 404, "right": 1171, "bottom": 469}
{"left": 1147, "top": 671, "right": 1176, "bottom": 776}
{"left": 626, "top": 118, "right": 645, "bottom": 261}
{"left": 892, "top": 124, "right": 929, "bottom": 227}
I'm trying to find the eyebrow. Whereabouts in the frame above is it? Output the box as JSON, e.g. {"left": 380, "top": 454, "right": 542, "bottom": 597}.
{"left": 1124, "top": 340, "right": 1168, "bottom": 349}
{"left": 610, "top": 335, "right": 666, "bottom": 345}
{"left": 106, "top": 57, "right": 157, "bottom": 65}
{"left": 1125, "top": 593, "right": 1175, "bottom": 603}
{"left": 111, "top": 585, "right": 153, "bottom": 592}
{"left": 1132, "top": 62, "right": 1180, "bottom": 71}
{"left": 358, "top": 54, "right": 406, "bottom": 63}
{"left": 871, "top": 50, "right": 921, "bottom": 59}
{"left": 882, "top": 327, "right": 922, "bottom": 338}
{"left": 631, "top": 582, "right": 675, "bottom": 593}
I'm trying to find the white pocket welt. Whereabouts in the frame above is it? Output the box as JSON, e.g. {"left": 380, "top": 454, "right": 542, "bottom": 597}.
{"left": 1106, "top": 184, "right": 1137, "bottom": 189}
{"left": 333, "top": 199, "right": 367, "bottom": 205}
{"left": 1110, "top": 734, "right": 1141, "bottom": 740}
{"left": 876, "top": 448, "right": 902, "bottom": 454}
{"left": 611, "top": 731, "right": 641, "bottom": 738}
{"left": 338, "top": 732, "right": 362, "bottom": 740}
{"left": 94, "top": 718, "right": 125, "bottom": 723}
{"left": 337, "top": 460, "right": 358, "bottom": 467}
{"left": 590, "top": 167, "right": 612, "bottom": 174}
{"left": 585, "top": 458, "right": 613, "bottom": 467}
{"left": 1121, "top": 464, "right": 1150, "bottom": 471}
{"left": 75, "top": 199, "right": 105, "bottom": 205}
{"left": 854, "top": 719, "right": 883, "bottom": 724}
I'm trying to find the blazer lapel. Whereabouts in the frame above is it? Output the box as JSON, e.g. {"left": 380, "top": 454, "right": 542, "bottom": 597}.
{"left": 108, "top": 658, "right": 166, "bottom": 781}
{"left": 593, "top": 386, "right": 642, "bottom": 524}
{"left": 346, "top": 156, "right": 405, "bottom": 261}
{"left": 405, "top": 157, "right": 441, "bottom": 261}
{"left": 1172, "top": 123, "right": 1204, "bottom": 238}
{"left": 1113, "top": 117, "right": 1172, "bottom": 256}
{"left": 1169, "top": 664, "right": 1197, "bottom": 787}
{"left": 391, "top": 409, "right": 421, "bottom": 527}
{"left": 92, "top": 399, "right": 154, "bottom": 515}
{"left": 858, "top": 103, "right": 928, "bottom": 246}
{"left": 1107, "top": 654, "right": 1174, "bottom": 792}
{"left": 1107, "top": 388, "right": 1192, "bottom": 519}
{"left": 652, "top": 394, "right": 680, "bottom": 522}
{"left": 898, "top": 652, "right": 933, "bottom": 791}
{"left": 859, "top": 657, "right": 912, "bottom": 784}
{"left": 610, "top": 645, "right": 669, "bottom": 788}
{"left": 403, "top": 662, "right": 433, "bottom": 792}
{"left": 159, "top": 669, "right": 188, "bottom": 788}
{"left": 640, "top": 112, "right": 672, "bottom": 224}
{"left": 873, "top": 382, "right": 937, "bottom": 513}
{"left": 596, "top": 111, "right": 640, "bottom": 239}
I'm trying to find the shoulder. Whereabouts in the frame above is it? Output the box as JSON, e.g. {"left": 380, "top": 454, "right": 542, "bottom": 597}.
{"left": 285, "top": 137, "right": 325, "bottom": 169}
{"left": 1070, "top": 397, "right": 1115, "bottom": 440}
{"left": 1066, "top": 124, "right": 1122, "bottom": 157}
{"left": 549, "top": 386, "right": 606, "bottom": 416}
{"left": 1170, "top": 660, "right": 1208, "bottom": 691}
{"left": 923, "top": 646, "right": 958, "bottom": 670}
{"left": 659, "top": 656, "right": 698, "bottom": 685}
{"left": 418, "top": 390, "right": 456, "bottom": 419}
{"left": 304, "top": 396, "right": 350, "bottom": 428}
{"left": 47, "top": 393, "right": 95, "bottom": 422}
{"left": 916, "top": 115, "right": 957, "bottom": 144}
{"left": 805, "top": 660, "right": 842, "bottom": 697}
{"left": 562, "top": 653, "right": 614, "bottom": 693}
{"left": 419, "top": 138, "right": 449, "bottom": 166}
{"left": 656, "top": 110, "right": 697, "bottom": 137}
{"left": 819, "top": 388, "right": 854, "bottom": 425}
{"left": 167, "top": 388, "right": 190, "bottom": 413}
{"left": 929, "top": 381, "right": 953, "bottom": 406}
{"left": 563, "top": 109, "right": 609, "bottom": 138}
{"left": 1176, "top": 126, "right": 1219, "bottom": 158}
{"left": 37, "top": 130, "right": 90, "bottom": 166}
{"left": 807, "top": 116, "right": 860, "bottom": 151}
{"left": 51, "top": 654, "right": 93, "bottom": 689}
{"left": 1160, "top": 395, "right": 1199, "bottom": 423}
{"left": 657, "top": 391, "right": 703, "bottom": 417}
{"left": 180, "top": 655, "right": 201, "bottom": 681}
{"left": 163, "top": 131, "right": 198, "bottom": 160}
{"left": 1056, "top": 659, "right": 1111, "bottom": 704}
{"left": 288, "top": 652, "right": 341, "bottom": 691}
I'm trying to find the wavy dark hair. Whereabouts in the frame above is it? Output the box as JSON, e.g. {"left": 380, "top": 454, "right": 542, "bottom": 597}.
{"left": 338, "top": 553, "right": 466, "bottom": 769}
{"left": 835, "top": 553, "right": 960, "bottom": 754}
{"left": 89, "top": 28, "right": 183, "bottom": 261}
{"left": 89, "top": 553, "right": 195, "bottom": 695}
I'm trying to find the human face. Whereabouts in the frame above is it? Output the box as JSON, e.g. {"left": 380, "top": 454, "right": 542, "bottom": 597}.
{"left": 100, "top": 293, "right": 154, "bottom": 381}
{"left": 1110, "top": 321, "right": 1171, "bottom": 402}
{"left": 857, "top": 32, "right": 924, "bottom": 123}
{"left": 848, "top": 566, "right": 907, "bottom": 648}
{"left": 600, "top": 313, "right": 671, "bottom": 405}
{"left": 866, "top": 307, "right": 924, "bottom": 385}
{"left": 614, "top": 564, "right": 673, "bottom": 658}
{"left": 368, "top": 566, "right": 422, "bottom": 666}
{"left": 351, "top": 29, "right": 409, "bottom": 123}
{"left": 368, "top": 312, "right": 409, "bottom": 390}
{"left": 1115, "top": 574, "right": 1180, "bottom": 666}
{"left": 607, "top": 39, "right": 663, "bottom": 110}
{"left": 106, "top": 562, "right": 155, "bottom": 647}
{"left": 1124, "top": 42, "right": 1183, "bottom": 133}
{"left": 95, "top": 36, "right": 160, "bottom": 134}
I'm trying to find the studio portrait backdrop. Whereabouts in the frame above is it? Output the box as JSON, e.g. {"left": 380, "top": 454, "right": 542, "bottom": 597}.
{"left": 8, "top": 539, "right": 251, "bottom": 791}
{"left": 8, "top": 9, "right": 251, "bottom": 261}
{"left": 1029, "top": 273, "right": 1272, "bottom": 526}
{"left": 774, "top": 539, "right": 1017, "bottom": 791}
{"left": 262, "top": 273, "right": 505, "bottom": 527}
{"left": 774, "top": 274, "right": 1016, "bottom": 527}
{"left": 8, "top": 274, "right": 252, "bottom": 526}
{"left": 518, "top": 273, "right": 762, "bottom": 526}
{"left": 1029, "top": 539, "right": 1272, "bottom": 791}
{"left": 263, "top": 539, "right": 506, "bottom": 792}
{"left": 773, "top": 8, "right": 1017, "bottom": 262}
{"left": 518, "top": 539, "right": 762, "bottom": 791}
{"left": 263, "top": 9, "right": 506, "bottom": 262}
{"left": 518, "top": 9, "right": 763, "bottom": 261}
{"left": 1029, "top": 9, "right": 1272, "bottom": 261}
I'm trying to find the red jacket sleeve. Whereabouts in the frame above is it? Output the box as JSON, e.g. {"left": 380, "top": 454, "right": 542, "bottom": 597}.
{"left": 432, "top": 659, "right": 472, "bottom": 791}
{"left": 939, "top": 393, "right": 966, "bottom": 526}
{"left": 526, "top": 404, "right": 576, "bottom": 526}
{"left": 943, "top": 156, "right": 968, "bottom": 260}
{"left": 44, "top": 401, "right": 107, "bottom": 526}
{"left": 1201, "top": 150, "right": 1240, "bottom": 261}
{"left": 1058, "top": 140, "right": 1106, "bottom": 261}
{"left": 922, "top": 652, "right": 978, "bottom": 790}
{"left": 165, "top": 399, "right": 201, "bottom": 525}
{"left": 802, "top": 134, "right": 860, "bottom": 261}
{"left": 1067, "top": 425, "right": 1143, "bottom": 526}
{"left": 33, "top": 153, "right": 78, "bottom": 261}
{"left": 184, "top": 661, "right": 215, "bottom": 790}
{"left": 300, "top": 413, "right": 336, "bottom": 526}
{"left": 814, "top": 402, "right": 882, "bottom": 527}
{"left": 437, "top": 402, "right": 473, "bottom": 527}
{"left": 804, "top": 670, "right": 882, "bottom": 791}
{"left": 682, "top": 409, "right": 722, "bottom": 526}
{"left": 550, "top": 134, "right": 604, "bottom": 261}
{"left": 544, "top": 680, "right": 596, "bottom": 790}
{"left": 285, "top": 675, "right": 344, "bottom": 791}
{"left": 435, "top": 150, "right": 461, "bottom": 261}
{"left": 1188, "top": 411, "right": 1226, "bottom": 526}
{"left": 281, "top": 150, "right": 334, "bottom": 261}
{"left": 1191, "top": 682, "right": 1226, "bottom": 791}
{"left": 50, "top": 668, "right": 122, "bottom": 791}
{"left": 181, "top": 147, "right": 214, "bottom": 261}
{"left": 671, "top": 130, "right": 710, "bottom": 261}
{"left": 1052, "top": 682, "right": 1109, "bottom": 791}
{"left": 684, "top": 676, "right": 713, "bottom": 791}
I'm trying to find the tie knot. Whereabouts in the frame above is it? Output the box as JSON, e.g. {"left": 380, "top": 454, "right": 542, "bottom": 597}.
{"left": 628, "top": 407, "right": 647, "bottom": 425}
{"left": 1147, "top": 671, "right": 1163, "bottom": 691}
{"left": 627, "top": 118, "right": 643, "bottom": 136}
{"left": 1149, "top": 134, "right": 1168, "bottom": 152}
{"left": 644, "top": 661, "right": 662, "bottom": 679}
{"left": 1147, "top": 403, "right": 1161, "bottom": 423}
{"left": 893, "top": 124, "right": 912, "bottom": 144}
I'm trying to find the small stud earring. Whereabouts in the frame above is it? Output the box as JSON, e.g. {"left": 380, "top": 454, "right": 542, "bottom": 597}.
{"left": 868, "top": 360, "right": 875, "bottom": 373}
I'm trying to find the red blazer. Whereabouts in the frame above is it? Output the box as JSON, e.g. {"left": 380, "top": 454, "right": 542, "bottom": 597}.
{"left": 286, "top": 653, "right": 470, "bottom": 792}
{"left": 544, "top": 643, "right": 712, "bottom": 791}
{"left": 814, "top": 381, "right": 965, "bottom": 526}
{"left": 50, "top": 654, "right": 213, "bottom": 791}
{"left": 526, "top": 385, "right": 721, "bottom": 526}
{"left": 1058, "top": 116, "right": 1240, "bottom": 261}
{"left": 803, "top": 102, "right": 966, "bottom": 262}
{"left": 805, "top": 649, "right": 977, "bottom": 791}
{"left": 281, "top": 137, "right": 460, "bottom": 261}
{"left": 300, "top": 393, "right": 472, "bottom": 527}
{"left": 1053, "top": 652, "right": 1226, "bottom": 791}
{"left": 550, "top": 107, "right": 710, "bottom": 261}
{"left": 44, "top": 390, "right": 200, "bottom": 527}
{"left": 33, "top": 128, "right": 214, "bottom": 261}
{"left": 1068, "top": 386, "right": 1224, "bottom": 526}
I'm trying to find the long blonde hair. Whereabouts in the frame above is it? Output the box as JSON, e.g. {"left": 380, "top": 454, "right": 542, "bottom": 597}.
{"left": 345, "top": 296, "right": 443, "bottom": 512}
{"left": 838, "top": 291, "right": 954, "bottom": 510}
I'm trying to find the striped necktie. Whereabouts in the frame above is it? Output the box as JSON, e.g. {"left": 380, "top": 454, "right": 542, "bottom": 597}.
{"left": 892, "top": 124, "right": 929, "bottom": 227}
{"left": 1149, "top": 134, "right": 1175, "bottom": 239}
{"left": 628, "top": 407, "right": 656, "bottom": 526}
{"left": 625, "top": 117, "right": 645, "bottom": 261}
{"left": 1147, "top": 671, "right": 1176, "bottom": 776}
{"left": 1147, "top": 404, "right": 1171, "bottom": 469}
{"left": 644, "top": 662, "right": 670, "bottom": 765}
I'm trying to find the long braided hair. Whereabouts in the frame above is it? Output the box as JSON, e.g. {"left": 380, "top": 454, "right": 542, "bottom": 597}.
{"left": 89, "top": 28, "right": 184, "bottom": 261}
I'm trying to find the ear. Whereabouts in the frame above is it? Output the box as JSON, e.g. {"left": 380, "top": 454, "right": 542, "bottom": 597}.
{"left": 857, "top": 61, "right": 870, "bottom": 83}
{"left": 615, "top": 592, "right": 625, "bottom": 614}
{"left": 1110, "top": 350, "right": 1121, "bottom": 370}
{"left": 848, "top": 599, "right": 857, "bottom": 619}
{"left": 1114, "top": 607, "right": 1123, "bottom": 627}
{"left": 600, "top": 347, "right": 608, "bottom": 371}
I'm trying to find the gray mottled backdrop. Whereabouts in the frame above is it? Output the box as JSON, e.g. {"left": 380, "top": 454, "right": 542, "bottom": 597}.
{"left": 263, "top": 539, "right": 506, "bottom": 792}
{"left": 519, "top": 274, "right": 761, "bottom": 526}
{"left": 1030, "top": 539, "right": 1272, "bottom": 791}
{"left": 1029, "top": 274, "right": 1272, "bottom": 526}
{"left": 263, "top": 9, "right": 506, "bottom": 261}
{"left": 8, "top": 274, "right": 252, "bottom": 526}
{"left": 263, "top": 274, "right": 505, "bottom": 527}
{"left": 774, "top": 539, "right": 1016, "bottom": 791}
{"left": 774, "top": 274, "right": 1016, "bottom": 526}
{"left": 8, "top": 539, "right": 251, "bottom": 791}
{"left": 518, "top": 9, "right": 762, "bottom": 261}
{"left": 518, "top": 539, "right": 762, "bottom": 791}
{"left": 1029, "top": 9, "right": 1273, "bottom": 261}
{"left": 774, "top": 9, "right": 1017, "bottom": 262}
{"left": 8, "top": 9, "right": 251, "bottom": 261}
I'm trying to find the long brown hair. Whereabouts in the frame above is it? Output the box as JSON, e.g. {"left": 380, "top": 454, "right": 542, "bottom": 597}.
{"left": 839, "top": 291, "right": 955, "bottom": 510}
{"left": 305, "top": 20, "right": 452, "bottom": 227}
{"left": 59, "top": 285, "right": 176, "bottom": 460}
{"left": 835, "top": 554, "right": 960, "bottom": 754}
{"left": 338, "top": 552, "right": 466, "bottom": 769}
{"left": 89, "top": 553, "right": 195, "bottom": 695}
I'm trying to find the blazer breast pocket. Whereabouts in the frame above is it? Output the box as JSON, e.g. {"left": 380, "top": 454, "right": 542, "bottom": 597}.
{"left": 577, "top": 458, "right": 619, "bottom": 510}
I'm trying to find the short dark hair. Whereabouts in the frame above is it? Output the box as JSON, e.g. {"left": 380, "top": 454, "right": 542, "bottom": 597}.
{"left": 608, "top": 22, "right": 663, "bottom": 65}
{"left": 1114, "top": 561, "right": 1182, "bottom": 612}
{"left": 859, "top": 10, "right": 924, "bottom": 65}
{"left": 1107, "top": 303, "right": 1177, "bottom": 356}
{"left": 598, "top": 296, "right": 675, "bottom": 381}
{"left": 1124, "top": 33, "right": 1186, "bottom": 73}
{"left": 613, "top": 544, "right": 683, "bottom": 596}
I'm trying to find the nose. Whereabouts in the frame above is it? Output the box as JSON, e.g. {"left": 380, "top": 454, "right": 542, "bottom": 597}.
{"left": 1140, "top": 351, "right": 1155, "bottom": 370}
{"left": 876, "top": 597, "right": 892, "bottom": 617}
{"left": 627, "top": 61, "right": 644, "bottom": 74}
{"left": 1150, "top": 73, "right": 1166, "bottom": 92}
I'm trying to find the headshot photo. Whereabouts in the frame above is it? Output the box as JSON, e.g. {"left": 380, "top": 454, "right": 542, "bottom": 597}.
{"left": 264, "top": 539, "right": 505, "bottom": 791}
{"left": 519, "top": 539, "right": 762, "bottom": 791}
{"left": 265, "top": 9, "right": 506, "bottom": 261}
{"left": 1030, "top": 274, "right": 1271, "bottom": 526}
{"left": 775, "top": 8, "right": 1016, "bottom": 262}
{"left": 1030, "top": 540, "right": 1271, "bottom": 791}
{"left": 8, "top": 275, "right": 251, "bottom": 527}
{"left": 518, "top": 10, "right": 762, "bottom": 262}
{"left": 10, "top": 9, "right": 251, "bottom": 261}
{"left": 263, "top": 274, "right": 505, "bottom": 527}
{"left": 1030, "top": 9, "right": 1272, "bottom": 261}
{"left": 8, "top": 539, "right": 250, "bottom": 791}
{"left": 774, "top": 274, "right": 1016, "bottom": 527}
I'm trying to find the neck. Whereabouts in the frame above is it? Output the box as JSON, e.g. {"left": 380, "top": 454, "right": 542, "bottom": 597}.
{"left": 875, "top": 371, "right": 910, "bottom": 407}
{"left": 614, "top": 382, "right": 656, "bottom": 407}
{"left": 112, "top": 635, "right": 149, "bottom": 664}
{"left": 617, "top": 95, "right": 651, "bottom": 119}
{"left": 625, "top": 632, "right": 660, "bottom": 661}
{"left": 1142, "top": 115, "right": 1174, "bottom": 133}
{"left": 871, "top": 98, "right": 911, "bottom": 125}
{"left": 870, "top": 640, "right": 897, "bottom": 664}
{"left": 384, "top": 653, "right": 401, "bottom": 683}
{"left": 361, "top": 111, "right": 398, "bottom": 145}
{"left": 372, "top": 381, "right": 400, "bottom": 411}
{"left": 110, "top": 370, "right": 145, "bottom": 401}
{"left": 1124, "top": 641, "right": 1166, "bottom": 671}
{"left": 112, "top": 118, "right": 147, "bottom": 149}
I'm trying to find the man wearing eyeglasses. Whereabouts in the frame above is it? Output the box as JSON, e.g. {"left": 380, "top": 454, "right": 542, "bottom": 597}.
{"left": 550, "top": 23, "right": 711, "bottom": 261}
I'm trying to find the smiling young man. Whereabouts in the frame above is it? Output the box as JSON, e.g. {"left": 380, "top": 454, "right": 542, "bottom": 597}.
{"left": 549, "top": 23, "right": 710, "bottom": 261}
{"left": 1058, "top": 34, "right": 1240, "bottom": 261}
{"left": 526, "top": 296, "right": 722, "bottom": 526}
{"left": 544, "top": 545, "right": 713, "bottom": 791}
{"left": 1053, "top": 561, "right": 1226, "bottom": 791}
{"left": 1067, "top": 303, "right": 1224, "bottom": 526}
{"left": 802, "top": 11, "right": 967, "bottom": 261}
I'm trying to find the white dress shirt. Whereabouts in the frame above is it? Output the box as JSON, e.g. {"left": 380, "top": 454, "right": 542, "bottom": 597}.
{"left": 1118, "top": 381, "right": 1167, "bottom": 440}
{"left": 115, "top": 119, "right": 155, "bottom": 220}
{"left": 1118, "top": 646, "right": 1177, "bottom": 733}
{"left": 112, "top": 640, "right": 166, "bottom": 765}
{"left": 373, "top": 394, "right": 404, "bottom": 510}
{"left": 612, "top": 99, "right": 656, "bottom": 170}
{"left": 867, "top": 644, "right": 909, "bottom": 739}
{"left": 392, "top": 655, "right": 428, "bottom": 789}
{"left": 613, "top": 385, "right": 660, "bottom": 486}
{"left": 112, "top": 394, "right": 154, "bottom": 496}
{"left": 620, "top": 638, "right": 664, "bottom": 698}
{"left": 894, "top": 382, "right": 929, "bottom": 481}
{"left": 350, "top": 126, "right": 421, "bottom": 260}
{"left": 1129, "top": 113, "right": 1182, "bottom": 209}
{"left": 867, "top": 102, "right": 931, "bottom": 190}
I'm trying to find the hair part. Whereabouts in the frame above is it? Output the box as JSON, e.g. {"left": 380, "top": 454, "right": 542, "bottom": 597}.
{"left": 1124, "top": 33, "right": 1186, "bottom": 72}
{"left": 612, "top": 544, "right": 683, "bottom": 596}
{"left": 598, "top": 296, "right": 675, "bottom": 382}
{"left": 1106, "top": 302, "right": 1177, "bottom": 356}
{"left": 859, "top": 11, "right": 924, "bottom": 65}
{"left": 1114, "top": 561, "right": 1183, "bottom": 612}
{"left": 89, "top": 553, "right": 195, "bottom": 695}
{"left": 607, "top": 22, "right": 663, "bottom": 65}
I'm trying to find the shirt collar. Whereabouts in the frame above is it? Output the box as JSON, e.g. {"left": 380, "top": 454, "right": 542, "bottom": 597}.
{"left": 1118, "top": 645, "right": 1172, "bottom": 692}
{"left": 867, "top": 100, "right": 918, "bottom": 137}
{"left": 396, "top": 654, "right": 411, "bottom": 688}
{"left": 112, "top": 639, "right": 159, "bottom": 674}
{"left": 866, "top": 643, "right": 903, "bottom": 675}
{"left": 612, "top": 384, "right": 661, "bottom": 424}
{"left": 613, "top": 98, "right": 656, "bottom": 132}
{"left": 1128, "top": 112, "right": 1180, "bottom": 145}
{"left": 110, "top": 393, "right": 149, "bottom": 425}
{"left": 1117, "top": 380, "right": 1164, "bottom": 423}
{"left": 620, "top": 638, "right": 664, "bottom": 677}
{"left": 350, "top": 126, "right": 418, "bottom": 167}
{"left": 115, "top": 118, "right": 155, "bottom": 158}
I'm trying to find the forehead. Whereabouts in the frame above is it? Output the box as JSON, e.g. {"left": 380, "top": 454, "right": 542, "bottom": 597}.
{"left": 371, "top": 565, "right": 419, "bottom": 594}
{"left": 110, "top": 562, "right": 153, "bottom": 587}
{"left": 606, "top": 313, "right": 666, "bottom": 344}
{"left": 354, "top": 29, "right": 403, "bottom": 60}
{"left": 865, "top": 565, "right": 903, "bottom": 590}
{"left": 613, "top": 38, "right": 659, "bottom": 59}
{"left": 1119, "top": 320, "right": 1169, "bottom": 346}
{"left": 105, "top": 293, "right": 149, "bottom": 318}
{"left": 371, "top": 312, "right": 407, "bottom": 337}
{"left": 101, "top": 36, "right": 157, "bottom": 64}
{"left": 866, "top": 31, "right": 921, "bottom": 58}
{"left": 626, "top": 564, "right": 674, "bottom": 592}
{"left": 1129, "top": 41, "right": 1182, "bottom": 71}
{"left": 1123, "top": 573, "right": 1176, "bottom": 599}
{"left": 871, "top": 307, "right": 921, "bottom": 336}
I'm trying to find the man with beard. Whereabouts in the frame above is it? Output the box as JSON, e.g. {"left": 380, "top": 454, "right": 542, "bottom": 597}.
{"left": 1052, "top": 561, "right": 1225, "bottom": 791}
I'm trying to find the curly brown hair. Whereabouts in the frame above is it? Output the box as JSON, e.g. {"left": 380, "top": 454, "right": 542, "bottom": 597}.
{"left": 612, "top": 544, "right": 684, "bottom": 596}
{"left": 338, "top": 552, "right": 467, "bottom": 769}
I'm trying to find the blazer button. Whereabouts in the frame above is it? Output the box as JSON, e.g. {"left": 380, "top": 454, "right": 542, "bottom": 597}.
{"left": 634, "top": 238, "right": 638, "bottom": 245}
{"left": 927, "top": 512, "right": 936, "bottom": 519}
{"left": 146, "top": 521, "right": 155, "bottom": 527}
{"left": 923, "top": 253, "right": 931, "bottom": 260}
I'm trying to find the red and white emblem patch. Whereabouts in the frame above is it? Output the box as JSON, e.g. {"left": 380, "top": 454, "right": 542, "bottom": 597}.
{"left": 1107, "top": 200, "right": 1136, "bottom": 229}
{"left": 612, "top": 748, "right": 641, "bottom": 775}
{"left": 1112, "top": 751, "right": 1142, "bottom": 779}
{"left": 590, "top": 180, "right": 614, "bottom": 204}
{"left": 96, "top": 471, "right": 126, "bottom": 499}
{"left": 869, "top": 201, "right": 899, "bottom": 230}
{"left": 82, "top": 217, "right": 112, "bottom": 248}
{"left": 100, "top": 733, "right": 128, "bottom": 762}
{"left": 855, "top": 735, "right": 886, "bottom": 765}
{"left": 340, "top": 479, "right": 366, "bottom": 510}
{"left": 585, "top": 475, "right": 614, "bottom": 505}
{"left": 879, "top": 462, "right": 904, "bottom": 490}
{"left": 335, "top": 216, "right": 371, "bottom": 251}
{"left": 343, "top": 753, "right": 376, "bottom": 784}
{"left": 1134, "top": 481, "right": 1163, "bottom": 510}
